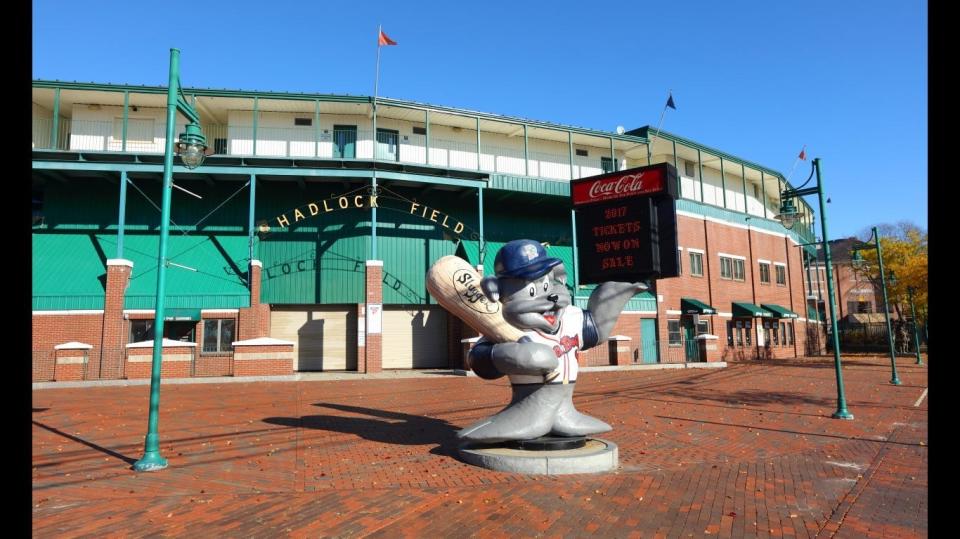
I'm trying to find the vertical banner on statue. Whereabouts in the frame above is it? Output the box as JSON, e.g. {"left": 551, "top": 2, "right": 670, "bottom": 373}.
{"left": 571, "top": 163, "right": 680, "bottom": 284}
{"left": 366, "top": 304, "right": 383, "bottom": 334}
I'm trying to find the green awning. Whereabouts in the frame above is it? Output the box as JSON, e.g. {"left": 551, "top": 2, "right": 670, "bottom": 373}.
{"left": 732, "top": 302, "right": 772, "bottom": 318}
{"left": 762, "top": 303, "right": 799, "bottom": 319}
{"left": 163, "top": 308, "right": 202, "bottom": 321}
{"left": 681, "top": 297, "right": 717, "bottom": 315}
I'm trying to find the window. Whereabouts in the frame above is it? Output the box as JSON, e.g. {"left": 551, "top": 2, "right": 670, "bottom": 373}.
{"left": 668, "top": 320, "right": 681, "bottom": 346}
{"left": 684, "top": 160, "right": 696, "bottom": 177}
{"left": 677, "top": 249, "right": 682, "bottom": 275}
{"left": 720, "top": 256, "right": 744, "bottom": 281}
{"left": 772, "top": 325, "right": 779, "bottom": 345}
{"left": 412, "top": 126, "right": 427, "bottom": 135}
{"left": 601, "top": 156, "right": 616, "bottom": 173}
{"left": 847, "top": 301, "right": 872, "bottom": 314}
{"left": 129, "top": 320, "right": 195, "bottom": 343}
{"left": 294, "top": 117, "right": 312, "bottom": 126}
{"left": 775, "top": 264, "right": 787, "bottom": 286}
{"left": 576, "top": 148, "right": 589, "bottom": 157}
{"left": 780, "top": 322, "right": 788, "bottom": 347}
{"left": 744, "top": 320, "right": 752, "bottom": 346}
{"left": 697, "top": 319, "right": 710, "bottom": 335}
{"left": 203, "top": 319, "right": 236, "bottom": 354}
{"left": 759, "top": 262, "right": 771, "bottom": 284}
{"left": 726, "top": 321, "right": 734, "bottom": 346}
{"left": 736, "top": 323, "right": 744, "bottom": 346}
{"left": 689, "top": 252, "right": 703, "bottom": 277}
{"left": 720, "top": 257, "right": 732, "bottom": 279}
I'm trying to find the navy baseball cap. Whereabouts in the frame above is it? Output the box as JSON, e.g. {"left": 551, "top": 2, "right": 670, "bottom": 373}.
{"left": 493, "top": 239, "right": 562, "bottom": 280}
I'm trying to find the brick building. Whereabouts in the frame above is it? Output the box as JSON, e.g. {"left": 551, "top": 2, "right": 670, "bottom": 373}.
{"left": 32, "top": 81, "right": 825, "bottom": 381}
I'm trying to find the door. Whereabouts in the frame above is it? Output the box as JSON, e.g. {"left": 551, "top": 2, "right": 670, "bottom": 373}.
{"left": 381, "top": 307, "right": 447, "bottom": 369}
{"left": 269, "top": 307, "right": 357, "bottom": 371}
{"left": 333, "top": 125, "right": 356, "bottom": 158}
{"left": 376, "top": 128, "right": 400, "bottom": 161}
{"left": 681, "top": 316, "right": 699, "bottom": 362}
{"left": 641, "top": 318, "right": 658, "bottom": 364}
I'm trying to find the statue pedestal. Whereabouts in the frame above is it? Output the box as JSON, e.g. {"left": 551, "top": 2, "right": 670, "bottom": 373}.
{"left": 458, "top": 437, "right": 618, "bottom": 475}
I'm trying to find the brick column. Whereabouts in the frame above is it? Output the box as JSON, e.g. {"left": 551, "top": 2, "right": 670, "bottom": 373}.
{"left": 96, "top": 259, "right": 133, "bottom": 380}
{"left": 361, "top": 260, "right": 383, "bottom": 373}
{"left": 239, "top": 260, "right": 270, "bottom": 340}
{"left": 607, "top": 335, "right": 633, "bottom": 365}
{"left": 53, "top": 342, "right": 93, "bottom": 381}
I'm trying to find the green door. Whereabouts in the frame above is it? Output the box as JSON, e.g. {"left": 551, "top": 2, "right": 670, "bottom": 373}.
{"left": 333, "top": 125, "right": 356, "bottom": 158}
{"left": 682, "top": 316, "right": 698, "bottom": 362}
{"left": 641, "top": 318, "right": 658, "bottom": 364}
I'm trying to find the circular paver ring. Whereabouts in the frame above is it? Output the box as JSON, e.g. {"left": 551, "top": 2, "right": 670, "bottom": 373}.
{"left": 458, "top": 438, "right": 618, "bottom": 475}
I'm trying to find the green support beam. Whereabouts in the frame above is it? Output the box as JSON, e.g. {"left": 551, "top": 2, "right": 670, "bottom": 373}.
{"left": 697, "top": 148, "right": 704, "bottom": 203}
{"left": 568, "top": 131, "right": 574, "bottom": 181}
{"left": 248, "top": 174, "right": 256, "bottom": 266}
{"left": 314, "top": 100, "right": 320, "bottom": 158}
{"left": 425, "top": 109, "right": 431, "bottom": 166}
{"left": 117, "top": 170, "right": 128, "bottom": 257}
{"left": 252, "top": 97, "right": 259, "bottom": 156}
{"left": 476, "top": 117, "right": 481, "bottom": 171}
{"left": 523, "top": 124, "right": 529, "bottom": 176}
{"left": 719, "top": 156, "right": 727, "bottom": 209}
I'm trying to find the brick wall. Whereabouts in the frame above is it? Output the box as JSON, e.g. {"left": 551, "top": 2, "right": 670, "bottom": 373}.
{"left": 125, "top": 345, "right": 196, "bottom": 379}
{"left": 233, "top": 343, "right": 294, "bottom": 377}
{"left": 97, "top": 260, "right": 133, "bottom": 380}
{"left": 32, "top": 315, "right": 103, "bottom": 381}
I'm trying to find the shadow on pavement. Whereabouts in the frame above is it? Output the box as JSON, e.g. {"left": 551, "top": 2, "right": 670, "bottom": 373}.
{"left": 262, "top": 402, "right": 461, "bottom": 457}
{"left": 32, "top": 420, "right": 138, "bottom": 466}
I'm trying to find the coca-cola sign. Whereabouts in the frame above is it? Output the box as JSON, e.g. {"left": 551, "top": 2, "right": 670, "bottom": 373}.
{"left": 571, "top": 163, "right": 676, "bottom": 206}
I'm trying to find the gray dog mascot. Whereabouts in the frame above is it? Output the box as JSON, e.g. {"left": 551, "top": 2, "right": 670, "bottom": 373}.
{"left": 458, "top": 239, "right": 647, "bottom": 444}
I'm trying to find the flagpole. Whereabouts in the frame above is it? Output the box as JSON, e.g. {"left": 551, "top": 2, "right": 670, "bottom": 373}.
{"left": 371, "top": 24, "right": 382, "bottom": 260}
{"left": 785, "top": 145, "right": 806, "bottom": 183}
{"left": 647, "top": 89, "right": 672, "bottom": 164}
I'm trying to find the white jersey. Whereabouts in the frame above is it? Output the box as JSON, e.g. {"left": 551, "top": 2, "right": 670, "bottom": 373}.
{"left": 507, "top": 306, "right": 585, "bottom": 385}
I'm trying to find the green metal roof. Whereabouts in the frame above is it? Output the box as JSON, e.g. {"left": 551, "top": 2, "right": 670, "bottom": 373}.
{"left": 681, "top": 297, "right": 717, "bottom": 315}
{"left": 118, "top": 234, "right": 250, "bottom": 309}
{"left": 33, "top": 233, "right": 107, "bottom": 310}
{"left": 762, "top": 303, "right": 799, "bottom": 319}
{"left": 732, "top": 302, "right": 772, "bottom": 318}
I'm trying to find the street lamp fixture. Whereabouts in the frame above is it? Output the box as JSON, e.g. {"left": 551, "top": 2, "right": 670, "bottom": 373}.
{"left": 849, "top": 227, "right": 901, "bottom": 385}
{"left": 776, "top": 158, "right": 852, "bottom": 419}
{"left": 133, "top": 48, "right": 207, "bottom": 473}
{"left": 175, "top": 122, "right": 207, "bottom": 169}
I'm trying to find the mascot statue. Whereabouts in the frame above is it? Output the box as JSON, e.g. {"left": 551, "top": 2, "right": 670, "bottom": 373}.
{"left": 457, "top": 239, "right": 646, "bottom": 444}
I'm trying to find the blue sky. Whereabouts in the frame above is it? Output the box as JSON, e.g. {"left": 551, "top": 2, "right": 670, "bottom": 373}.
{"left": 32, "top": 1, "right": 927, "bottom": 239}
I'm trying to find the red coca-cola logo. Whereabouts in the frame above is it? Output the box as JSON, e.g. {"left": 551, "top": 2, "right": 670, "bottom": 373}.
{"left": 572, "top": 167, "right": 665, "bottom": 205}
{"left": 588, "top": 173, "right": 645, "bottom": 198}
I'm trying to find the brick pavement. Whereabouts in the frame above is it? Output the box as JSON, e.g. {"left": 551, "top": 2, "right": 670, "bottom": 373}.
{"left": 32, "top": 355, "right": 928, "bottom": 537}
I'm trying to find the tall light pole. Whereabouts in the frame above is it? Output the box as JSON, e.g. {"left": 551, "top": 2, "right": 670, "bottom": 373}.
{"left": 907, "top": 286, "right": 924, "bottom": 365}
{"left": 851, "top": 227, "right": 901, "bottom": 385}
{"left": 134, "top": 48, "right": 208, "bottom": 472}
{"left": 776, "top": 158, "right": 853, "bottom": 419}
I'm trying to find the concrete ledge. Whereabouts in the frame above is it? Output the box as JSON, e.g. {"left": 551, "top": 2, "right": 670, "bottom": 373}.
{"left": 458, "top": 438, "right": 618, "bottom": 475}
{"left": 54, "top": 341, "right": 93, "bottom": 350}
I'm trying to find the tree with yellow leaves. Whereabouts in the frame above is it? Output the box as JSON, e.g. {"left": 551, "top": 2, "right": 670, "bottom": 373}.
{"left": 853, "top": 221, "right": 927, "bottom": 325}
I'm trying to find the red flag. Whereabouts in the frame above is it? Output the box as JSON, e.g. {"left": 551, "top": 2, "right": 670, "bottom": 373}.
{"left": 378, "top": 30, "right": 397, "bottom": 46}
{"left": 798, "top": 147, "right": 806, "bottom": 161}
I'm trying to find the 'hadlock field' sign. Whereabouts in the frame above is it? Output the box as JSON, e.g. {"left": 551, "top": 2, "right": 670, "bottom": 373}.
{"left": 571, "top": 163, "right": 680, "bottom": 284}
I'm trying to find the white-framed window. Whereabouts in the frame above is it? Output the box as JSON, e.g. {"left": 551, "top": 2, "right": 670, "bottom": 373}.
{"left": 202, "top": 319, "right": 236, "bottom": 354}
{"left": 697, "top": 319, "right": 710, "bottom": 335}
{"left": 667, "top": 320, "right": 682, "bottom": 346}
{"left": 720, "top": 255, "right": 745, "bottom": 281}
{"left": 775, "top": 263, "right": 787, "bottom": 286}
{"left": 759, "top": 262, "right": 771, "bottom": 284}
{"left": 689, "top": 251, "right": 704, "bottom": 277}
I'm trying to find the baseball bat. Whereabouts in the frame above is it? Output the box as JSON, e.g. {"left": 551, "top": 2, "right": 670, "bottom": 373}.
{"left": 426, "top": 255, "right": 525, "bottom": 343}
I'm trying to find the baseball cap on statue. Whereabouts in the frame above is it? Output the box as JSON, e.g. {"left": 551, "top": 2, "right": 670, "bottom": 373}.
{"left": 493, "top": 239, "right": 562, "bottom": 280}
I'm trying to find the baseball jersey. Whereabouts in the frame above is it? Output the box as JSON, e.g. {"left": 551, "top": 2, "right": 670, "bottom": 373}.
{"left": 507, "top": 306, "right": 585, "bottom": 385}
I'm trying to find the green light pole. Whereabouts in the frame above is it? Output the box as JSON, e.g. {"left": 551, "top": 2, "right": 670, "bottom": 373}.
{"left": 851, "top": 227, "right": 900, "bottom": 385}
{"left": 776, "top": 158, "right": 853, "bottom": 419}
{"left": 133, "top": 48, "right": 208, "bottom": 472}
{"left": 907, "top": 286, "right": 923, "bottom": 365}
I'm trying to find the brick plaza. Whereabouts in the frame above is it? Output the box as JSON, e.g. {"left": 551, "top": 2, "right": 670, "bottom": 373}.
{"left": 32, "top": 356, "right": 927, "bottom": 537}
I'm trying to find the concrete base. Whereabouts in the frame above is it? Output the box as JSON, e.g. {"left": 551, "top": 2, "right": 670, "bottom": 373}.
{"left": 458, "top": 438, "right": 618, "bottom": 475}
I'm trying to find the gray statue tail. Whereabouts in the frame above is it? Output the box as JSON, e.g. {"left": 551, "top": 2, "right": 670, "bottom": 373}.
{"left": 550, "top": 384, "right": 612, "bottom": 437}
{"left": 457, "top": 384, "right": 565, "bottom": 444}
